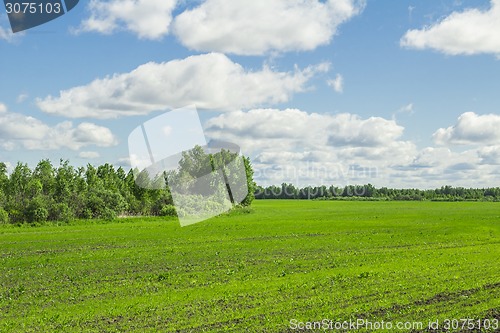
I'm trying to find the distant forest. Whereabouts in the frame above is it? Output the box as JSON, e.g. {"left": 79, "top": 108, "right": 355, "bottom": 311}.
{"left": 256, "top": 183, "right": 500, "bottom": 201}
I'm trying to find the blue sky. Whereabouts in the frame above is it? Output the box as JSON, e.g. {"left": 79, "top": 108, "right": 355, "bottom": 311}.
{"left": 1, "top": 0, "right": 500, "bottom": 188}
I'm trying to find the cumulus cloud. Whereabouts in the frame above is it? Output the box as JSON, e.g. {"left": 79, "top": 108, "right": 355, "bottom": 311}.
{"left": 326, "top": 113, "right": 404, "bottom": 147}
{"left": 0, "top": 16, "right": 22, "bottom": 43}
{"left": 401, "top": 0, "right": 500, "bottom": 56}
{"left": 327, "top": 74, "right": 344, "bottom": 93}
{"left": 392, "top": 146, "right": 495, "bottom": 188}
{"left": 204, "top": 108, "right": 500, "bottom": 188}
{"left": 173, "top": 0, "right": 364, "bottom": 55}
{"left": 79, "top": 151, "right": 100, "bottom": 159}
{"left": 204, "top": 108, "right": 416, "bottom": 186}
{"left": 76, "top": 0, "right": 177, "bottom": 39}
{"left": 392, "top": 103, "right": 414, "bottom": 120}
{"left": 16, "top": 94, "right": 28, "bottom": 103}
{"left": 36, "top": 53, "right": 330, "bottom": 119}
{"left": 405, "top": 147, "right": 483, "bottom": 175}
{"left": 408, "top": 147, "right": 454, "bottom": 168}
{"left": 398, "top": 103, "right": 414, "bottom": 114}
{"left": 117, "top": 156, "right": 132, "bottom": 167}
{"left": 206, "top": 109, "right": 405, "bottom": 149}
{"left": 478, "top": 145, "right": 500, "bottom": 164}
{"left": 72, "top": 123, "right": 117, "bottom": 147}
{"left": 0, "top": 25, "right": 14, "bottom": 42}
{"left": 433, "top": 112, "right": 500, "bottom": 145}
{"left": 0, "top": 104, "right": 117, "bottom": 151}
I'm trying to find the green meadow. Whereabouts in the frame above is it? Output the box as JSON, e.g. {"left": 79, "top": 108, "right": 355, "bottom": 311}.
{"left": 1, "top": 201, "right": 499, "bottom": 332}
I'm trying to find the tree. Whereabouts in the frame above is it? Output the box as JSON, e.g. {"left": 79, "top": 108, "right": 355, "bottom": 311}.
{"left": 0, "top": 157, "right": 256, "bottom": 224}
{"left": 33, "top": 159, "right": 56, "bottom": 196}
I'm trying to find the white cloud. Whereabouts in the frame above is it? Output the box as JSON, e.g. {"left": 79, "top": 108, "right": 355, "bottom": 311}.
{"left": 401, "top": 0, "right": 500, "bottom": 56}
{"left": 327, "top": 74, "right": 344, "bottom": 93}
{"left": 72, "top": 123, "right": 117, "bottom": 148}
{"left": 392, "top": 146, "right": 497, "bottom": 188}
{"left": 399, "top": 103, "right": 414, "bottom": 114}
{"left": 76, "top": 0, "right": 177, "bottom": 40}
{"left": 0, "top": 13, "right": 17, "bottom": 42}
{"left": 0, "top": 103, "right": 7, "bottom": 113}
{"left": 405, "top": 147, "right": 481, "bottom": 174}
{"left": 204, "top": 108, "right": 500, "bottom": 188}
{"left": 205, "top": 108, "right": 407, "bottom": 151}
{"left": 79, "top": 151, "right": 101, "bottom": 159}
{"left": 327, "top": 113, "right": 404, "bottom": 147}
{"left": 117, "top": 156, "right": 132, "bottom": 167}
{"left": 36, "top": 53, "right": 330, "bottom": 119}
{"left": 16, "top": 93, "right": 28, "bottom": 103}
{"left": 173, "top": 0, "right": 364, "bottom": 55}
{"left": 1, "top": 13, "right": 25, "bottom": 42}
{"left": 0, "top": 104, "right": 117, "bottom": 151}
{"left": 392, "top": 103, "right": 414, "bottom": 120}
{"left": 433, "top": 112, "right": 500, "bottom": 145}
{"left": 410, "top": 147, "right": 454, "bottom": 168}
{"left": 0, "top": 25, "right": 14, "bottom": 42}
{"left": 478, "top": 145, "right": 500, "bottom": 164}
{"left": 205, "top": 109, "right": 416, "bottom": 186}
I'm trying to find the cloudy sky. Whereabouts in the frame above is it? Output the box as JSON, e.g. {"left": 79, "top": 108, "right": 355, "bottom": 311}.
{"left": 1, "top": 0, "right": 499, "bottom": 188}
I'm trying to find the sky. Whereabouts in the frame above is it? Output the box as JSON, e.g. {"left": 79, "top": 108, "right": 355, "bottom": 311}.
{"left": 1, "top": 0, "right": 500, "bottom": 189}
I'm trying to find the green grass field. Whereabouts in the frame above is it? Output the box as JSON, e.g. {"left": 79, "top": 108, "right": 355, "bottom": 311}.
{"left": 0, "top": 201, "right": 499, "bottom": 332}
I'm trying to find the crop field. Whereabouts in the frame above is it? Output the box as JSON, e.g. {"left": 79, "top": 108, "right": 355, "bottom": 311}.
{"left": 0, "top": 201, "right": 499, "bottom": 332}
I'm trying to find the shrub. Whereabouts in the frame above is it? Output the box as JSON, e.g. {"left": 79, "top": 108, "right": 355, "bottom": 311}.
{"left": 86, "top": 189, "right": 126, "bottom": 220}
{"left": 159, "top": 205, "right": 177, "bottom": 217}
{"left": 82, "top": 208, "right": 93, "bottom": 219}
{"left": 0, "top": 208, "right": 9, "bottom": 224}
{"left": 26, "top": 197, "right": 48, "bottom": 223}
{"left": 31, "top": 207, "right": 49, "bottom": 223}
{"left": 7, "top": 209, "right": 23, "bottom": 223}
{"left": 101, "top": 207, "right": 117, "bottom": 221}
{"left": 49, "top": 202, "right": 73, "bottom": 222}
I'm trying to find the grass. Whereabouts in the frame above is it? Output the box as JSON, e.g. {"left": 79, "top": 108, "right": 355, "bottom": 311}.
{"left": 0, "top": 200, "right": 499, "bottom": 332}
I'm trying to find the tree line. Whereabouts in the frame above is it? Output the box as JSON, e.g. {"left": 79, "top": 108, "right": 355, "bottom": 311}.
{"left": 255, "top": 183, "right": 500, "bottom": 201}
{"left": 0, "top": 148, "right": 255, "bottom": 224}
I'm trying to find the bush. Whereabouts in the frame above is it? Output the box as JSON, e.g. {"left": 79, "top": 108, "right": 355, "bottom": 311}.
{"left": 101, "top": 207, "right": 117, "bottom": 221}
{"left": 159, "top": 205, "right": 177, "bottom": 217}
{"left": 173, "top": 194, "right": 232, "bottom": 218}
{"left": 86, "top": 189, "right": 126, "bottom": 220}
{"left": 49, "top": 202, "right": 73, "bottom": 222}
{"left": 0, "top": 208, "right": 9, "bottom": 224}
{"left": 221, "top": 205, "right": 254, "bottom": 217}
{"left": 31, "top": 207, "right": 49, "bottom": 223}
{"left": 26, "top": 197, "right": 48, "bottom": 223}
{"left": 82, "top": 208, "right": 93, "bottom": 219}
{"left": 7, "top": 209, "right": 23, "bottom": 223}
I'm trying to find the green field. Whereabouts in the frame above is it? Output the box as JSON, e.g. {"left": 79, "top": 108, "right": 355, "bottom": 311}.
{"left": 0, "top": 201, "right": 499, "bottom": 332}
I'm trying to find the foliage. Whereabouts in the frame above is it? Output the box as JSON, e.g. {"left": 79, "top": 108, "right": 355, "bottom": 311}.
{"left": 49, "top": 203, "right": 73, "bottom": 223}
{"left": 159, "top": 205, "right": 177, "bottom": 217}
{"left": 241, "top": 156, "right": 256, "bottom": 206}
{"left": 255, "top": 183, "right": 500, "bottom": 201}
{"left": 0, "top": 208, "right": 8, "bottom": 224}
{"left": 170, "top": 146, "right": 255, "bottom": 207}
{"left": 0, "top": 150, "right": 255, "bottom": 224}
{"left": 0, "top": 160, "right": 169, "bottom": 223}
